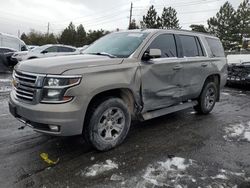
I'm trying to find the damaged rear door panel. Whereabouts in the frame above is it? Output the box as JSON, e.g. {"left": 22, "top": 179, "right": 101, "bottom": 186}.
{"left": 176, "top": 34, "right": 210, "bottom": 100}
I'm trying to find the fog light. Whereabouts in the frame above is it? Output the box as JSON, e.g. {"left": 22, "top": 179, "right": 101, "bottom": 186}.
{"left": 49, "top": 125, "right": 60, "bottom": 132}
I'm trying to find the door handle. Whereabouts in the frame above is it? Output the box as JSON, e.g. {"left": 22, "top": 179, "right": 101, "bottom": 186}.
{"left": 201, "top": 63, "right": 208, "bottom": 67}
{"left": 173, "top": 65, "right": 182, "bottom": 70}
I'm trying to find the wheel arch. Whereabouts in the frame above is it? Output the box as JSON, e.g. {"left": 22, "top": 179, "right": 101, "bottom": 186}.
{"left": 83, "top": 87, "right": 139, "bottom": 130}
{"left": 201, "top": 74, "right": 221, "bottom": 101}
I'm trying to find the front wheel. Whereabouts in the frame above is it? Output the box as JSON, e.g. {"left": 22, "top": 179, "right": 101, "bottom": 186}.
{"left": 194, "top": 82, "right": 218, "bottom": 114}
{"left": 84, "top": 98, "right": 131, "bottom": 151}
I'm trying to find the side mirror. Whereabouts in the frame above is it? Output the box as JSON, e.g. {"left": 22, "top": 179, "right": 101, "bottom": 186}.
{"left": 142, "top": 49, "right": 162, "bottom": 60}
{"left": 41, "top": 50, "right": 48, "bottom": 54}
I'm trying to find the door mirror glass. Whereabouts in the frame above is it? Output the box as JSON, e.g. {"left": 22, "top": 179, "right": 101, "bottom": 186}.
{"left": 149, "top": 49, "right": 161, "bottom": 58}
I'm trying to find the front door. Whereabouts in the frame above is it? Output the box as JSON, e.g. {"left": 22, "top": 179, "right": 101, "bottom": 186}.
{"left": 140, "top": 33, "right": 183, "bottom": 112}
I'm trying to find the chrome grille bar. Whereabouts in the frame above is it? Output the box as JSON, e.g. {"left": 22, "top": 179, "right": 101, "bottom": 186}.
{"left": 13, "top": 71, "right": 40, "bottom": 102}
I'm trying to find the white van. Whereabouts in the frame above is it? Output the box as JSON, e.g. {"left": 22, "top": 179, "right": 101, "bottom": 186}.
{"left": 0, "top": 32, "right": 27, "bottom": 51}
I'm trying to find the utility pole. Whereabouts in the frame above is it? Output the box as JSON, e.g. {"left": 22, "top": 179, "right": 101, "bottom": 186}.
{"left": 128, "top": 2, "right": 133, "bottom": 29}
{"left": 47, "top": 22, "right": 50, "bottom": 36}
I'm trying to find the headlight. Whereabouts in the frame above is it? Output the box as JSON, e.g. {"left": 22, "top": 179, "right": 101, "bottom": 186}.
{"left": 41, "top": 75, "right": 81, "bottom": 103}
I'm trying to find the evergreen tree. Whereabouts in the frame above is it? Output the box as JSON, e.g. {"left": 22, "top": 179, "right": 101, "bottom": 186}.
{"left": 45, "top": 33, "right": 57, "bottom": 44}
{"left": 207, "top": 1, "right": 239, "bottom": 50}
{"left": 20, "top": 33, "right": 30, "bottom": 44}
{"left": 236, "top": 0, "right": 250, "bottom": 41}
{"left": 76, "top": 24, "right": 87, "bottom": 47}
{"left": 190, "top": 24, "right": 208, "bottom": 33}
{"left": 20, "top": 30, "right": 57, "bottom": 46}
{"left": 141, "top": 5, "right": 161, "bottom": 28}
{"left": 86, "top": 30, "right": 109, "bottom": 44}
{"left": 129, "top": 19, "right": 139, "bottom": 30}
{"left": 161, "top": 7, "right": 180, "bottom": 29}
{"left": 59, "top": 22, "right": 77, "bottom": 46}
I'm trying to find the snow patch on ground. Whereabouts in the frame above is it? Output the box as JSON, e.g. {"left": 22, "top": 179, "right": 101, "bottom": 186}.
{"left": 224, "top": 121, "right": 250, "bottom": 142}
{"left": 211, "top": 174, "right": 228, "bottom": 180}
{"left": 79, "top": 160, "right": 118, "bottom": 177}
{"left": 122, "top": 157, "right": 249, "bottom": 187}
{"left": 141, "top": 157, "right": 194, "bottom": 187}
{"left": 110, "top": 174, "right": 124, "bottom": 181}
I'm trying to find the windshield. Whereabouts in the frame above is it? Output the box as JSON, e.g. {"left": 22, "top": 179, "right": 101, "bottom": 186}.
{"left": 84, "top": 32, "right": 149, "bottom": 58}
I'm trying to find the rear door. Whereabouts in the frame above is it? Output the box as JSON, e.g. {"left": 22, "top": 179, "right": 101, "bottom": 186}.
{"left": 176, "top": 34, "right": 208, "bottom": 100}
{"left": 140, "top": 33, "right": 183, "bottom": 112}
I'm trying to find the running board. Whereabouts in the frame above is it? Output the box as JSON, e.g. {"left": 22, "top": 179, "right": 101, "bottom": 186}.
{"left": 142, "top": 100, "right": 198, "bottom": 120}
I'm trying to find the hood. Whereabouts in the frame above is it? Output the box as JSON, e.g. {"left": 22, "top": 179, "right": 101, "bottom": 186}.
{"left": 15, "top": 54, "right": 123, "bottom": 74}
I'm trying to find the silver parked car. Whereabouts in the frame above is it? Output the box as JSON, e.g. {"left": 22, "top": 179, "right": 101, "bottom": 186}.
{"left": 11, "top": 44, "right": 79, "bottom": 62}
{"left": 9, "top": 29, "right": 227, "bottom": 151}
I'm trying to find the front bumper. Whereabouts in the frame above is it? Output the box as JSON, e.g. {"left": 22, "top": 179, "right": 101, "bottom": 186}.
{"left": 9, "top": 91, "right": 85, "bottom": 136}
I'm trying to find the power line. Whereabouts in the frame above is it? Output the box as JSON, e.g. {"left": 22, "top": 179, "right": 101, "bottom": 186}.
{"left": 132, "top": 8, "right": 218, "bottom": 17}
{"left": 51, "top": 2, "right": 131, "bottom": 25}
{"left": 52, "top": 9, "right": 129, "bottom": 27}
{"left": 51, "top": 16, "right": 128, "bottom": 32}
{"left": 133, "top": 0, "right": 223, "bottom": 9}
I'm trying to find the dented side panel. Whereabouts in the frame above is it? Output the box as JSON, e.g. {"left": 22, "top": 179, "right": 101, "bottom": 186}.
{"left": 140, "top": 58, "right": 183, "bottom": 112}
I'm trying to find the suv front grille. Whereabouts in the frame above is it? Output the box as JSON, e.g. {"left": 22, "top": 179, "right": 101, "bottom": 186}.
{"left": 13, "top": 71, "right": 39, "bottom": 102}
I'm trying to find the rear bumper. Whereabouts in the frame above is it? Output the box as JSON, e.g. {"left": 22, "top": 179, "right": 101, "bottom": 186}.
{"left": 9, "top": 91, "right": 85, "bottom": 136}
{"left": 227, "top": 76, "right": 250, "bottom": 85}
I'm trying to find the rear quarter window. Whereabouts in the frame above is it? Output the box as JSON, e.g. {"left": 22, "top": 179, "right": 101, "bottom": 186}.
{"left": 206, "top": 38, "right": 225, "bottom": 57}
{"left": 58, "top": 47, "right": 76, "bottom": 52}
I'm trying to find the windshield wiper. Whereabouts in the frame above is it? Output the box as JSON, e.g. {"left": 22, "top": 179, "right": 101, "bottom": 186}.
{"left": 86, "top": 52, "right": 117, "bottom": 58}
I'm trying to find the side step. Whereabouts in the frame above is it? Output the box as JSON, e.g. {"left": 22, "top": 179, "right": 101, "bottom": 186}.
{"left": 142, "top": 100, "right": 198, "bottom": 120}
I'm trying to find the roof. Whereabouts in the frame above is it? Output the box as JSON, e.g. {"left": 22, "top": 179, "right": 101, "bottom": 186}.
{"left": 118, "top": 29, "right": 218, "bottom": 38}
{"left": 0, "top": 32, "right": 20, "bottom": 40}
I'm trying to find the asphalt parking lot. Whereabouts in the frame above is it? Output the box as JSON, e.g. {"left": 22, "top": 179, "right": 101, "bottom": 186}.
{"left": 1, "top": 73, "right": 250, "bottom": 188}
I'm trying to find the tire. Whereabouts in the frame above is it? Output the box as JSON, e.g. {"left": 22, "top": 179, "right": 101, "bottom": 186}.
{"left": 84, "top": 97, "right": 131, "bottom": 151}
{"left": 194, "top": 82, "right": 218, "bottom": 114}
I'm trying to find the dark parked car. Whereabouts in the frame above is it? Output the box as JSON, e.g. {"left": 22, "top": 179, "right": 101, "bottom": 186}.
{"left": 0, "top": 47, "right": 17, "bottom": 72}
{"left": 227, "top": 55, "right": 250, "bottom": 85}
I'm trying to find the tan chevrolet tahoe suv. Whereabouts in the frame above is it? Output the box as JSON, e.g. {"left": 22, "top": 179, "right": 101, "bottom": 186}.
{"left": 9, "top": 29, "right": 227, "bottom": 151}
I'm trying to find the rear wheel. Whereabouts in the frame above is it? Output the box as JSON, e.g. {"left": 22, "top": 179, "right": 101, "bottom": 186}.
{"left": 194, "top": 82, "right": 218, "bottom": 114}
{"left": 84, "top": 98, "right": 131, "bottom": 151}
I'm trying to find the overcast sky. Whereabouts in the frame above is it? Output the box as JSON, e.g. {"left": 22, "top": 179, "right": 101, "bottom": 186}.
{"left": 0, "top": 0, "right": 242, "bottom": 36}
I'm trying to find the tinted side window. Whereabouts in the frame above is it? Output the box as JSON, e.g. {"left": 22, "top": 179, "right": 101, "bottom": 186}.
{"left": 21, "top": 45, "right": 27, "bottom": 51}
{"left": 58, "top": 47, "right": 75, "bottom": 52}
{"left": 148, "top": 34, "right": 177, "bottom": 58}
{"left": 206, "top": 38, "right": 225, "bottom": 57}
{"left": 45, "top": 46, "right": 58, "bottom": 53}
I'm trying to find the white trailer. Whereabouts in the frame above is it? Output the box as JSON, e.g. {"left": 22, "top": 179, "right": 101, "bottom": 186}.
{"left": 0, "top": 32, "right": 27, "bottom": 51}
